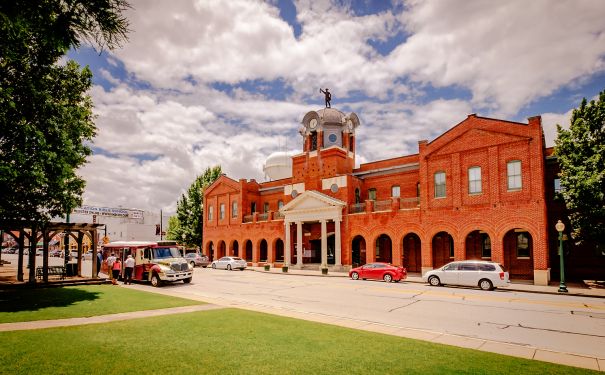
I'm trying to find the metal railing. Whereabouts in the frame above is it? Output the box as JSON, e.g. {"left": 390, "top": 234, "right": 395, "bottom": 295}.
{"left": 349, "top": 203, "right": 365, "bottom": 214}
{"left": 243, "top": 215, "right": 253, "bottom": 223}
{"left": 257, "top": 213, "right": 269, "bottom": 221}
{"left": 273, "top": 212, "right": 285, "bottom": 220}
{"left": 400, "top": 197, "right": 420, "bottom": 209}
{"left": 373, "top": 199, "right": 392, "bottom": 212}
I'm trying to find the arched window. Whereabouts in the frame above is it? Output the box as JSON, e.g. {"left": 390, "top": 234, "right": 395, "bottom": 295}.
{"left": 278, "top": 200, "right": 284, "bottom": 210}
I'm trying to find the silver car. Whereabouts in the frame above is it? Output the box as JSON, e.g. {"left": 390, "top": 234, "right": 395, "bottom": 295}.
{"left": 185, "top": 253, "right": 210, "bottom": 268}
{"left": 211, "top": 256, "right": 247, "bottom": 271}
{"left": 422, "top": 260, "right": 510, "bottom": 291}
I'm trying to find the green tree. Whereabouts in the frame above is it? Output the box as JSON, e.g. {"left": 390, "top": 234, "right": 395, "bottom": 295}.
{"left": 172, "top": 166, "right": 222, "bottom": 248}
{"left": 165, "top": 215, "right": 182, "bottom": 242}
{"left": 0, "top": 0, "right": 130, "bottom": 225}
{"left": 554, "top": 90, "right": 605, "bottom": 249}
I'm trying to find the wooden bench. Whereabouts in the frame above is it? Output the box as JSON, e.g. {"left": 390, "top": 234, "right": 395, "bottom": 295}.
{"left": 36, "top": 265, "right": 66, "bottom": 280}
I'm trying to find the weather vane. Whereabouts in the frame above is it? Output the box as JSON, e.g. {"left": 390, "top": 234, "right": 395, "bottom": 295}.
{"left": 319, "top": 88, "right": 331, "bottom": 108}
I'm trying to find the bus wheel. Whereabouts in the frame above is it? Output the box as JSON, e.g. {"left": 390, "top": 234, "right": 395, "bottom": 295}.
{"left": 151, "top": 273, "right": 161, "bottom": 287}
{"left": 183, "top": 277, "right": 192, "bottom": 284}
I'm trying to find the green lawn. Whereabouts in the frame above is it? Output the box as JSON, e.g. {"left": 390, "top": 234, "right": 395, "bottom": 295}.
{"left": 0, "top": 285, "right": 202, "bottom": 323}
{"left": 0, "top": 309, "right": 597, "bottom": 375}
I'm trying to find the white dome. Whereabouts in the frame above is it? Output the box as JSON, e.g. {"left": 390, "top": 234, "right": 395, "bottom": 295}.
{"left": 263, "top": 152, "right": 292, "bottom": 180}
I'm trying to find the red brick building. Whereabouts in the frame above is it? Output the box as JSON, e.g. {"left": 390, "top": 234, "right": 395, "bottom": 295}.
{"left": 203, "top": 107, "right": 603, "bottom": 285}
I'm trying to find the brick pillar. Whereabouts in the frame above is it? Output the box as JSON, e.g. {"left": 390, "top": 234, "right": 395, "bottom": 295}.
{"left": 421, "top": 234, "right": 433, "bottom": 275}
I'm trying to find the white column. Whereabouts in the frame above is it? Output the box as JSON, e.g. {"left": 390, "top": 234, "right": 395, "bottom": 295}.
{"left": 285, "top": 221, "right": 291, "bottom": 266}
{"left": 334, "top": 218, "right": 342, "bottom": 267}
{"left": 321, "top": 219, "right": 327, "bottom": 268}
{"left": 296, "top": 221, "right": 303, "bottom": 267}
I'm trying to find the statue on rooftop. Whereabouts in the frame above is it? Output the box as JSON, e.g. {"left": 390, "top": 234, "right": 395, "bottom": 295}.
{"left": 319, "top": 88, "right": 331, "bottom": 108}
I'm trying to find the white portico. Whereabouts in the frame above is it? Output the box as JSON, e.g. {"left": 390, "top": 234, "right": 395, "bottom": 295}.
{"left": 280, "top": 190, "right": 345, "bottom": 270}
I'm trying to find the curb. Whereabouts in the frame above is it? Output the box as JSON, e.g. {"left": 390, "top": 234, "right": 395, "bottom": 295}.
{"left": 247, "top": 268, "right": 605, "bottom": 298}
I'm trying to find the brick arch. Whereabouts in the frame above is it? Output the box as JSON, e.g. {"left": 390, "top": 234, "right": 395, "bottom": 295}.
{"left": 402, "top": 232, "right": 422, "bottom": 273}
{"left": 431, "top": 231, "right": 454, "bottom": 269}
{"left": 242, "top": 239, "right": 253, "bottom": 262}
{"left": 258, "top": 238, "right": 268, "bottom": 262}
{"left": 372, "top": 233, "right": 394, "bottom": 263}
{"left": 464, "top": 229, "right": 493, "bottom": 260}
{"left": 350, "top": 234, "right": 367, "bottom": 267}
{"left": 272, "top": 237, "right": 284, "bottom": 263}
{"left": 205, "top": 241, "right": 215, "bottom": 261}
{"left": 502, "top": 227, "right": 535, "bottom": 280}
{"left": 216, "top": 240, "right": 227, "bottom": 259}
{"left": 396, "top": 224, "right": 427, "bottom": 257}
{"left": 229, "top": 239, "right": 239, "bottom": 257}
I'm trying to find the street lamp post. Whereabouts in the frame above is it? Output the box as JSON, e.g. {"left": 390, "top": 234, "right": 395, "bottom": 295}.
{"left": 555, "top": 220, "right": 568, "bottom": 293}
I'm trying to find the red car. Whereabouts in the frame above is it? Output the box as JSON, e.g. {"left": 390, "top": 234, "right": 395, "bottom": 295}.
{"left": 349, "top": 263, "right": 407, "bottom": 282}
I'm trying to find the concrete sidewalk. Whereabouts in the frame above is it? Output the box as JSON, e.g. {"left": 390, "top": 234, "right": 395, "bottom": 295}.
{"left": 247, "top": 266, "right": 605, "bottom": 298}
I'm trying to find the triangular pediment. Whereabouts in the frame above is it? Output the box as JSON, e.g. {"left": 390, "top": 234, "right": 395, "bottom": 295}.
{"left": 204, "top": 175, "right": 240, "bottom": 196}
{"left": 431, "top": 128, "right": 531, "bottom": 156}
{"left": 281, "top": 191, "right": 345, "bottom": 212}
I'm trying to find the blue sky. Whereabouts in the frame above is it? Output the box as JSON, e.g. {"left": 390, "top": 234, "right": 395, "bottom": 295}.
{"left": 69, "top": 0, "right": 605, "bottom": 213}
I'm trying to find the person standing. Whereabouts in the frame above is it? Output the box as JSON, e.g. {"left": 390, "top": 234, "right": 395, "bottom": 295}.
{"left": 96, "top": 251, "right": 102, "bottom": 277}
{"left": 106, "top": 253, "right": 116, "bottom": 282}
{"left": 124, "top": 254, "right": 135, "bottom": 285}
{"left": 111, "top": 257, "right": 122, "bottom": 285}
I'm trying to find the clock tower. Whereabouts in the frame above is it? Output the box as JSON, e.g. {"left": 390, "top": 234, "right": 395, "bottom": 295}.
{"left": 291, "top": 108, "right": 359, "bottom": 188}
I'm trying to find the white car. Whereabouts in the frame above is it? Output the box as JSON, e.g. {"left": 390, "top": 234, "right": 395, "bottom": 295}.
{"left": 211, "top": 256, "right": 247, "bottom": 271}
{"left": 422, "top": 260, "right": 510, "bottom": 291}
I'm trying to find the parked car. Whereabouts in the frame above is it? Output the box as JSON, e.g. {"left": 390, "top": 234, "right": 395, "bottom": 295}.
{"left": 349, "top": 262, "right": 407, "bottom": 282}
{"left": 185, "top": 253, "right": 210, "bottom": 268}
{"left": 422, "top": 260, "right": 510, "bottom": 291}
{"left": 50, "top": 250, "right": 62, "bottom": 257}
{"left": 210, "top": 256, "right": 247, "bottom": 271}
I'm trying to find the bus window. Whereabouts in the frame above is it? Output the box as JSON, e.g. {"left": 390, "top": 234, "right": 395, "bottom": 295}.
{"left": 144, "top": 247, "right": 152, "bottom": 260}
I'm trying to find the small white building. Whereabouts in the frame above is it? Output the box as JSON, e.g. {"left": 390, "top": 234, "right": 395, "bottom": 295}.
{"left": 65, "top": 205, "right": 172, "bottom": 245}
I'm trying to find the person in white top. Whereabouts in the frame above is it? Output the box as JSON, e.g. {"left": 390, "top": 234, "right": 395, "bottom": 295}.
{"left": 106, "top": 253, "right": 116, "bottom": 281}
{"left": 124, "top": 254, "right": 135, "bottom": 285}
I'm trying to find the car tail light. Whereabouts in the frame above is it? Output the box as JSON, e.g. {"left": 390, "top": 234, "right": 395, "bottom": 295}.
{"left": 499, "top": 272, "right": 504, "bottom": 280}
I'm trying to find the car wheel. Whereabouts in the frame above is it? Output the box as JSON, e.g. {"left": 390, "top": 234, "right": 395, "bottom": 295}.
{"left": 190, "top": 261, "right": 196, "bottom": 268}
{"left": 479, "top": 279, "right": 493, "bottom": 291}
{"left": 212, "top": 263, "right": 216, "bottom": 269}
{"left": 383, "top": 274, "right": 393, "bottom": 283}
{"left": 428, "top": 275, "right": 440, "bottom": 286}
{"left": 202, "top": 265, "right": 207, "bottom": 268}
{"left": 227, "top": 264, "right": 232, "bottom": 271}
{"left": 151, "top": 273, "right": 161, "bottom": 287}
{"left": 351, "top": 272, "right": 359, "bottom": 280}
{"left": 183, "top": 277, "right": 192, "bottom": 284}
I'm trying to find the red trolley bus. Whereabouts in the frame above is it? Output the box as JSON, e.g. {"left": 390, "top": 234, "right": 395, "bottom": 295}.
{"left": 101, "top": 241, "right": 193, "bottom": 287}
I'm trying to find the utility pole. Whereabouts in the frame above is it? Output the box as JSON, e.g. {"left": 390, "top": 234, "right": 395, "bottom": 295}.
{"left": 160, "top": 209, "right": 163, "bottom": 240}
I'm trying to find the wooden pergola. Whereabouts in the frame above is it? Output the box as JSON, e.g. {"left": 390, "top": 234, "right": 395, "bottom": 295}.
{"left": 0, "top": 221, "right": 105, "bottom": 283}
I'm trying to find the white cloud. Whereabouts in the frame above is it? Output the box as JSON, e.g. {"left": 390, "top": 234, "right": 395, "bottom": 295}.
{"left": 387, "top": 0, "right": 605, "bottom": 115}
{"left": 76, "top": 0, "right": 605, "bottom": 212}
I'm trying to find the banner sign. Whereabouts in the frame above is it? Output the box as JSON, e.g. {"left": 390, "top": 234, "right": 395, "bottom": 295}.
{"left": 73, "top": 205, "right": 129, "bottom": 218}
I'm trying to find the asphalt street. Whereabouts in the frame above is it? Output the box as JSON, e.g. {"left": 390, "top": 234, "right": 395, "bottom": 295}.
{"left": 151, "top": 266, "right": 605, "bottom": 360}
{"left": 5, "top": 255, "right": 605, "bottom": 361}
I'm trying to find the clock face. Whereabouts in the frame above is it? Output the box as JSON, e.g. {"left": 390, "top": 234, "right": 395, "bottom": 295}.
{"left": 347, "top": 120, "right": 354, "bottom": 130}
{"left": 309, "top": 119, "right": 318, "bottom": 129}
